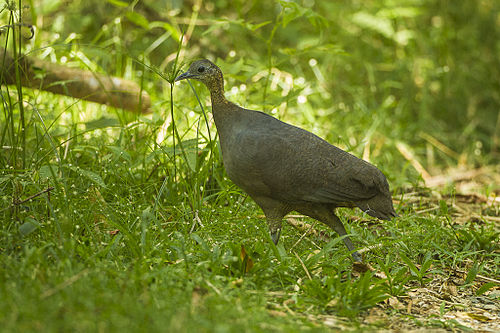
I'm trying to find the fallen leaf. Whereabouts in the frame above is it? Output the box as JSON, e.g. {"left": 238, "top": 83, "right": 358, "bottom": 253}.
{"left": 326, "top": 298, "right": 339, "bottom": 308}
{"left": 240, "top": 245, "right": 254, "bottom": 273}
{"left": 407, "top": 299, "right": 413, "bottom": 314}
{"left": 268, "top": 310, "right": 287, "bottom": 317}
{"left": 352, "top": 262, "right": 376, "bottom": 276}
{"left": 466, "top": 313, "right": 492, "bottom": 322}
{"left": 388, "top": 296, "right": 405, "bottom": 310}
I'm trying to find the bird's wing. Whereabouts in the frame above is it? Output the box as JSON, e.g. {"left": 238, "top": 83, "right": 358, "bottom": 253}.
{"left": 235, "top": 110, "right": 388, "bottom": 204}
{"left": 286, "top": 133, "right": 387, "bottom": 204}
{"left": 300, "top": 166, "right": 382, "bottom": 203}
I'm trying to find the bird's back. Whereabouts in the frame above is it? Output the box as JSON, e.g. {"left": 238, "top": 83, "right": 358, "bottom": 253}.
{"left": 214, "top": 105, "right": 396, "bottom": 218}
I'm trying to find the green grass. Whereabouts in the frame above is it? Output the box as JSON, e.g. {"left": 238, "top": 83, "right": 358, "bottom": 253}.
{"left": 1, "top": 133, "right": 498, "bottom": 331}
{"left": 1, "top": 0, "right": 499, "bottom": 331}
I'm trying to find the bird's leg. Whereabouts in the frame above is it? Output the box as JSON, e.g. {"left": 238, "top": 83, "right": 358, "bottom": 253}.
{"left": 253, "top": 198, "right": 289, "bottom": 246}
{"left": 295, "top": 204, "right": 362, "bottom": 262}
{"left": 325, "top": 213, "right": 362, "bottom": 262}
{"left": 266, "top": 216, "right": 282, "bottom": 245}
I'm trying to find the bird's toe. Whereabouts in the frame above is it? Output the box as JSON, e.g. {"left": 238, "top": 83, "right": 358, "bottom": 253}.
{"left": 352, "top": 251, "right": 363, "bottom": 263}
{"left": 270, "top": 229, "right": 281, "bottom": 245}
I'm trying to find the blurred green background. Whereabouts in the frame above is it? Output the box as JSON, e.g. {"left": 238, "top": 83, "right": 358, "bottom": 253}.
{"left": 17, "top": 0, "right": 500, "bottom": 178}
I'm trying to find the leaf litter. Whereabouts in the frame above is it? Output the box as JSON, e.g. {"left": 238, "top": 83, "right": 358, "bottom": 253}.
{"left": 281, "top": 166, "right": 499, "bottom": 331}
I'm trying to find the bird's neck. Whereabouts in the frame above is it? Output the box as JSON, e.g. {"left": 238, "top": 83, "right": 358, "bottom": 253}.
{"left": 207, "top": 71, "right": 227, "bottom": 106}
{"left": 207, "top": 76, "right": 240, "bottom": 130}
{"left": 209, "top": 87, "right": 227, "bottom": 106}
{"left": 210, "top": 88, "right": 240, "bottom": 134}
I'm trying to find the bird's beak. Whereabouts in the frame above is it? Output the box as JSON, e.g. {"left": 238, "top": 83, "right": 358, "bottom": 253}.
{"left": 174, "top": 71, "right": 194, "bottom": 82}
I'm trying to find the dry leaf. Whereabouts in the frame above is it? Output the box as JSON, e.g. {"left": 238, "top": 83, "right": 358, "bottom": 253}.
{"left": 326, "top": 298, "right": 339, "bottom": 308}
{"left": 268, "top": 310, "right": 287, "bottom": 317}
{"left": 466, "top": 313, "right": 492, "bottom": 322}
{"left": 388, "top": 296, "right": 405, "bottom": 310}
{"left": 240, "top": 245, "right": 254, "bottom": 273}
{"left": 352, "top": 262, "right": 375, "bottom": 274}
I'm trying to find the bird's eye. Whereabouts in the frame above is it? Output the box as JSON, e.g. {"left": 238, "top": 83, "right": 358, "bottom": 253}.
{"left": 197, "top": 66, "right": 205, "bottom": 73}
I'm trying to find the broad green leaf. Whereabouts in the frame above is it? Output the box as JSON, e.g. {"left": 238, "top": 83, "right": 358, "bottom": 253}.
{"left": 421, "top": 258, "right": 433, "bottom": 275}
{"left": 352, "top": 12, "right": 394, "bottom": 38}
{"left": 19, "top": 217, "right": 41, "bottom": 236}
{"left": 107, "top": 0, "right": 129, "bottom": 7}
{"left": 185, "top": 148, "right": 197, "bottom": 171}
{"left": 476, "top": 282, "right": 497, "bottom": 296}
{"left": 279, "top": 0, "right": 327, "bottom": 28}
{"left": 126, "top": 11, "right": 150, "bottom": 29}
{"left": 39, "top": 0, "right": 63, "bottom": 15}
{"left": 39, "top": 164, "right": 59, "bottom": 180}
{"left": 378, "top": 7, "right": 422, "bottom": 19}
{"left": 68, "top": 165, "right": 106, "bottom": 188}
{"left": 85, "top": 117, "right": 121, "bottom": 130}
{"left": 79, "top": 169, "right": 106, "bottom": 188}
{"left": 149, "top": 22, "right": 180, "bottom": 41}
{"left": 107, "top": 146, "right": 132, "bottom": 161}
{"left": 464, "top": 264, "right": 479, "bottom": 285}
{"left": 400, "top": 252, "right": 419, "bottom": 276}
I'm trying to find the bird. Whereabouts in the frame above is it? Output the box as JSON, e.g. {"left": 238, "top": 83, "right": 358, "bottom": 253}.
{"left": 175, "top": 59, "right": 397, "bottom": 262}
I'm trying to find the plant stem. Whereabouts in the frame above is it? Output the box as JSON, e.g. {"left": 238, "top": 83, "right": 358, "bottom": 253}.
{"left": 11, "top": 6, "right": 25, "bottom": 169}
{"left": 262, "top": 12, "right": 282, "bottom": 112}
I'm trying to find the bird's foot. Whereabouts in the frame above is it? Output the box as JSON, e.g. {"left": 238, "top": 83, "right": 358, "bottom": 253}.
{"left": 270, "top": 228, "right": 281, "bottom": 245}
{"left": 352, "top": 251, "right": 363, "bottom": 263}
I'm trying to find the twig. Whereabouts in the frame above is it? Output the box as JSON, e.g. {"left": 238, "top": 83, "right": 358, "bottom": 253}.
{"left": 0, "top": 23, "right": 34, "bottom": 39}
{"left": 47, "top": 185, "right": 51, "bottom": 219}
{"left": 451, "top": 204, "right": 498, "bottom": 222}
{"left": 466, "top": 273, "right": 500, "bottom": 284}
{"left": 286, "top": 218, "right": 322, "bottom": 250}
{"left": 0, "top": 49, "right": 151, "bottom": 113}
{"left": 419, "top": 132, "right": 460, "bottom": 159}
{"left": 471, "top": 214, "right": 500, "bottom": 223}
{"left": 396, "top": 141, "right": 431, "bottom": 182}
{"left": 294, "top": 251, "right": 312, "bottom": 280}
{"left": 290, "top": 220, "right": 317, "bottom": 251}
{"left": 414, "top": 205, "right": 440, "bottom": 215}
{"left": 13, "top": 186, "right": 54, "bottom": 205}
{"left": 205, "top": 279, "right": 221, "bottom": 295}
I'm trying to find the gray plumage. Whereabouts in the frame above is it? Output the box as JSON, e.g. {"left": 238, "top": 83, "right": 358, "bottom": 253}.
{"left": 175, "top": 59, "right": 397, "bottom": 262}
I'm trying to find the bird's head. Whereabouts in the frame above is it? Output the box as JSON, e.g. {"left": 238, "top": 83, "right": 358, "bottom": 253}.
{"left": 175, "top": 59, "right": 223, "bottom": 89}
